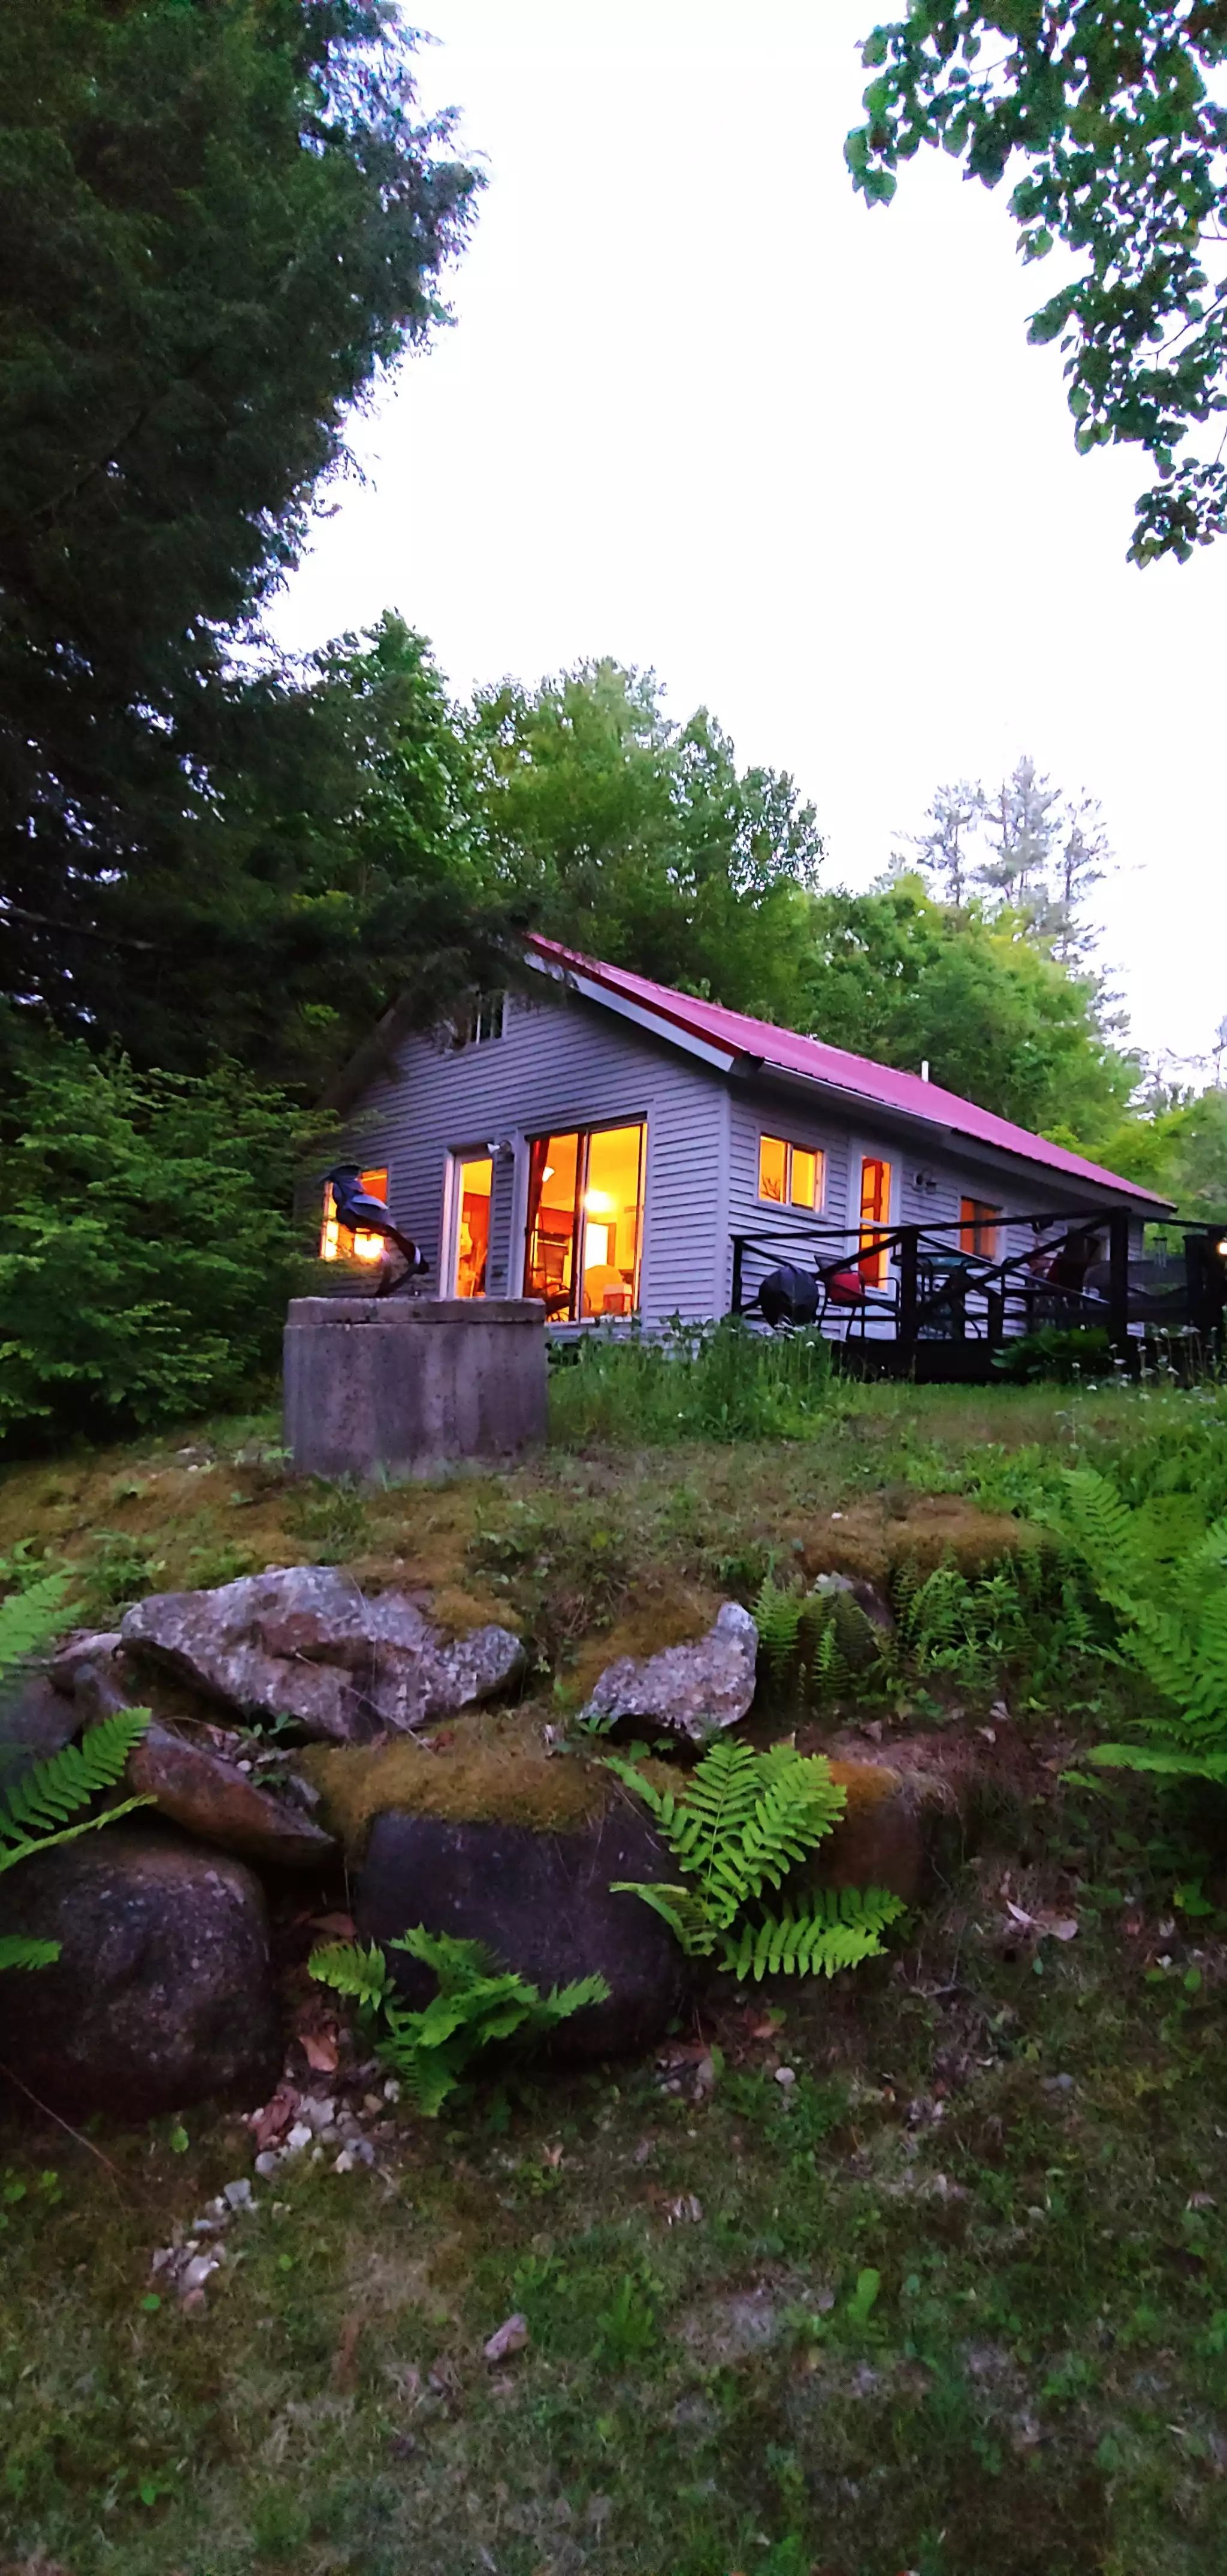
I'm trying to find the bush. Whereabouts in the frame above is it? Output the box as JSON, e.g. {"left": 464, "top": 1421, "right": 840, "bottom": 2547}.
{"left": 992, "top": 1325, "right": 1113, "bottom": 1384}
{"left": 549, "top": 1315, "right": 835, "bottom": 1445}
{"left": 0, "top": 1038, "right": 315, "bottom": 1443}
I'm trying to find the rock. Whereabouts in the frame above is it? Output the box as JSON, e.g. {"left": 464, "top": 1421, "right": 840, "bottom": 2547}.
{"left": 579, "top": 1602, "right": 758, "bottom": 1745}
{"left": 47, "top": 1628, "right": 122, "bottom": 1690}
{"left": 356, "top": 1798, "right": 690, "bottom": 2059}
{"left": 0, "top": 1830, "right": 280, "bottom": 2120}
{"left": 0, "top": 1672, "right": 78, "bottom": 1792}
{"left": 810, "top": 1571, "right": 896, "bottom": 1635}
{"left": 122, "top": 1566, "right": 525, "bottom": 1745}
{"left": 815, "top": 1748, "right": 966, "bottom": 1905}
{"left": 127, "top": 1723, "right": 339, "bottom": 1870}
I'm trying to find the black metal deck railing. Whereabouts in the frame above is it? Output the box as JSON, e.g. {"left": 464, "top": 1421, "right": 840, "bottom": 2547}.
{"left": 729, "top": 1208, "right": 1227, "bottom": 1370}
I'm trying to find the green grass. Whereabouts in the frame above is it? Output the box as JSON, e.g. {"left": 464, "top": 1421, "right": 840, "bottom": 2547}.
{"left": 5, "top": 1375, "right": 1227, "bottom": 2572}
{"left": 5, "top": 1788, "right": 1227, "bottom": 2575}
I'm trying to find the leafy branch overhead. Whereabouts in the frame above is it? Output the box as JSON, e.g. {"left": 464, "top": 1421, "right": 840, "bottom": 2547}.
{"left": 847, "top": 1, "right": 1227, "bottom": 563}
{"left": 608, "top": 1738, "right": 905, "bottom": 1979}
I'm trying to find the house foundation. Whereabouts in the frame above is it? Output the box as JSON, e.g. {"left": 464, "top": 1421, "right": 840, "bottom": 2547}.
{"left": 283, "top": 1297, "right": 547, "bottom": 1481}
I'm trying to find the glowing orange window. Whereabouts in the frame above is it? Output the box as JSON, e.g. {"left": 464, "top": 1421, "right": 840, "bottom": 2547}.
{"left": 858, "top": 1156, "right": 892, "bottom": 1287}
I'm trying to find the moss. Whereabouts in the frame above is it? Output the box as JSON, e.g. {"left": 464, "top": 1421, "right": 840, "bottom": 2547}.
{"left": 299, "top": 1708, "right": 619, "bottom": 1857}
{"left": 802, "top": 1495, "right": 1048, "bottom": 1586}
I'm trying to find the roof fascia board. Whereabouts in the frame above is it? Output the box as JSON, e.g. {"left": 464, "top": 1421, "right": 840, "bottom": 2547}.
{"left": 747, "top": 1060, "right": 1172, "bottom": 1215}
{"left": 525, "top": 949, "right": 739, "bottom": 1074}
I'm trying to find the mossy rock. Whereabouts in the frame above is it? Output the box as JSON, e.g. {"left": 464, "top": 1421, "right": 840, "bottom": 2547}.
{"left": 298, "top": 1707, "right": 671, "bottom": 1861}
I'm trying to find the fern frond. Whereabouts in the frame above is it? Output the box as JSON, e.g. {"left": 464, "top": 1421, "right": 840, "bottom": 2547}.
{"left": 720, "top": 1886, "right": 906, "bottom": 1981}
{"left": 0, "top": 1933, "right": 61, "bottom": 1973}
{"left": 0, "top": 1568, "right": 75, "bottom": 1678}
{"left": 1087, "top": 1744, "right": 1227, "bottom": 1781}
{"left": 308, "top": 1939, "right": 391, "bottom": 2008}
{"left": 609, "top": 1879, "right": 719, "bottom": 1955}
{"left": 753, "top": 1569, "right": 805, "bottom": 1669}
{"left": 0, "top": 1707, "right": 151, "bottom": 1851}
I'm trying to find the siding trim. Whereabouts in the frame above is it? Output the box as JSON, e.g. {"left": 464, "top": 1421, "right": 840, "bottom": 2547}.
{"left": 527, "top": 952, "right": 739, "bottom": 1075}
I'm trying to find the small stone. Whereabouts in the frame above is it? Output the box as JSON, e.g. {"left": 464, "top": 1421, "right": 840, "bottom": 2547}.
{"left": 1042, "top": 2073, "right": 1075, "bottom": 2093}
{"left": 334, "top": 2149, "right": 355, "bottom": 2173}
{"left": 223, "top": 2178, "right": 254, "bottom": 2209}
{"left": 254, "top": 2151, "right": 279, "bottom": 2179}
{"left": 284, "top": 2122, "right": 313, "bottom": 2155}
{"left": 180, "top": 2254, "right": 219, "bottom": 2294}
{"left": 383, "top": 2077, "right": 401, "bottom": 2102}
{"left": 483, "top": 2312, "right": 529, "bottom": 2362}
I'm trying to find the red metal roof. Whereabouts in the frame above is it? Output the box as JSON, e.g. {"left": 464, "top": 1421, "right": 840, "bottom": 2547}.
{"left": 528, "top": 935, "right": 1168, "bottom": 1208}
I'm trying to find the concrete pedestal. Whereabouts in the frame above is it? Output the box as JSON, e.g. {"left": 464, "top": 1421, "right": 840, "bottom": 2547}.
{"left": 284, "top": 1297, "right": 547, "bottom": 1482}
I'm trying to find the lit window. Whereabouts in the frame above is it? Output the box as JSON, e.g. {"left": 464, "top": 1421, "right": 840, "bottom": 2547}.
{"left": 320, "top": 1168, "right": 388, "bottom": 1264}
{"left": 524, "top": 1124, "right": 645, "bottom": 1320}
{"left": 758, "top": 1136, "right": 787, "bottom": 1203}
{"left": 454, "top": 1157, "right": 493, "bottom": 1298}
{"left": 758, "top": 1136, "right": 824, "bottom": 1210}
{"left": 790, "top": 1147, "right": 819, "bottom": 1210}
{"left": 960, "top": 1197, "right": 1001, "bottom": 1259}
{"left": 858, "top": 1156, "right": 892, "bottom": 1287}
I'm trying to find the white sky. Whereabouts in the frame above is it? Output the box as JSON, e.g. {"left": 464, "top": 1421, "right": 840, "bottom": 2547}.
{"left": 274, "top": 0, "right": 1227, "bottom": 1071}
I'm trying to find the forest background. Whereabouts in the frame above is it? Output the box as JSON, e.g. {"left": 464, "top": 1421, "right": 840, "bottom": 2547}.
{"left": 1, "top": 0, "right": 1224, "bottom": 1443}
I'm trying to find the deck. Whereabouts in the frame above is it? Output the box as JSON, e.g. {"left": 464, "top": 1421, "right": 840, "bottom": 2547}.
{"left": 727, "top": 1206, "right": 1227, "bottom": 1381}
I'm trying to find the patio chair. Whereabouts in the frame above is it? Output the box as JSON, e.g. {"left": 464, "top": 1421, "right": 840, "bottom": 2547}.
{"left": 817, "top": 1260, "right": 899, "bottom": 1340}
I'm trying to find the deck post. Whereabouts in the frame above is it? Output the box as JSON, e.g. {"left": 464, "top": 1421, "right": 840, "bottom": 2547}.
{"left": 897, "top": 1227, "right": 918, "bottom": 1361}
{"left": 1108, "top": 1210, "right": 1131, "bottom": 1368}
{"left": 986, "top": 1287, "right": 1004, "bottom": 1350}
{"left": 730, "top": 1236, "right": 744, "bottom": 1316}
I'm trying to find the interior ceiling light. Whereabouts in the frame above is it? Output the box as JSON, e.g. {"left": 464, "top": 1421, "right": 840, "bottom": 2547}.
{"left": 583, "top": 1189, "right": 616, "bottom": 1214}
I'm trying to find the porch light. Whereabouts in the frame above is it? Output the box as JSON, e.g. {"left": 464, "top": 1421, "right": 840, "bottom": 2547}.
{"left": 1217, "top": 1239, "right": 1227, "bottom": 1260}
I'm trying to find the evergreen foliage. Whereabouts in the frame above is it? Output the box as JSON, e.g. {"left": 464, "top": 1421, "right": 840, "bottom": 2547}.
{"left": 310, "top": 1926, "right": 609, "bottom": 2116}
{"left": 1, "top": 1, "right": 481, "bottom": 1049}
{"left": 608, "top": 1739, "right": 904, "bottom": 1978}
{"left": 0, "top": 1040, "right": 314, "bottom": 1440}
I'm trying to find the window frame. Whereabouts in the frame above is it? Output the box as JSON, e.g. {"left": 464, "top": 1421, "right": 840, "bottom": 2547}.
{"left": 522, "top": 1119, "right": 646, "bottom": 1321}
{"left": 757, "top": 1133, "right": 826, "bottom": 1212}
{"left": 959, "top": 1197, "right": 1002, "bottom": 1260}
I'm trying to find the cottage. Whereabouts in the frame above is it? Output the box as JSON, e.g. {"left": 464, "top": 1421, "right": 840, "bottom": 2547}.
{"left": 315, "top": 936, "right": 1176, "bottom": 1353}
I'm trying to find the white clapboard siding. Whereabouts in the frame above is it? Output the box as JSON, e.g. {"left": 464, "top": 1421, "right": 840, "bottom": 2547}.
{"left": 324, "top": 983, "right": 727, "bottom": 1321}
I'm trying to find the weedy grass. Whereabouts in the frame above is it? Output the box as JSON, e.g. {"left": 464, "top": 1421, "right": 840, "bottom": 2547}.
{"left": 5, "top": 1788, "right": 1227, "bottom": 2575}
{"left": 4, "top": 1380, "right": 1227, "bottom": 2570}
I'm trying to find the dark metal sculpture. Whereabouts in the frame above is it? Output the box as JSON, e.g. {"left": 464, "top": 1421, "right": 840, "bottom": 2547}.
{"left": 325, "top": 1167, "right": 428, "bottom": 1297}
{"left": 756, "top": 1263, "right": 821, "bottom": 1330}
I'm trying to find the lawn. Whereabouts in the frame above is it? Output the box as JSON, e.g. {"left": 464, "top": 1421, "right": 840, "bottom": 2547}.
{"left": 4, "top": 1372, "right": 1227, "bottom": 2576}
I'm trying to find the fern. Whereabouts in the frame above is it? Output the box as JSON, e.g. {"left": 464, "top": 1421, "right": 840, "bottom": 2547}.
{"left": 609, "top": 1738, "right": 902, "bottom": 1980}
{"left": 0, "top": 1934, "right": 61, "bottom": 1973}
{"left": 0, "top": 1707, "right": 153, "bottom": 1871}
{"left": 0, "top": 1568, "right": 75, "bottom": 1676}
{"left": 310, "top": 1925, "right": 609, "bottom": 2116}
{"left": 307, "top": 1939, "right": 390, "bottom": 2009}
{"left": 752, "top": 1568, "right": 805, "bottom": 1672}
{"left": 721, "top": 1886, "right": 906, "bottom": 1982}
{"left": 1039, "top": 1467, "right": 1227, "bottom": 1781}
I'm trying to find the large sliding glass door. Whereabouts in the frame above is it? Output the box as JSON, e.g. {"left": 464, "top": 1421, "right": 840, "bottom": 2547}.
{"left": 524, "top": 1123, "right": 645, "bottom": 1319}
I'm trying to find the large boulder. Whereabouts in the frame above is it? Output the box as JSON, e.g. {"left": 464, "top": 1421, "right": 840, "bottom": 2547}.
{"left": 122, "top": 1566, "right": 525, "bottom": 1744}
{"left": 127, "top": 1723, "right": 339, "bottom": 1871}
{"left": 0, "top": 1831, "right": 280, "bottom": 2120}
{"left": 0, "top": 1672, "right": 78, "bottom": 1792}
{"left": 579, "top": 1602, "right": 758, "bottom": 1746}
{"left": 356, "top": 1797, "right": 690, "bottom": 2059}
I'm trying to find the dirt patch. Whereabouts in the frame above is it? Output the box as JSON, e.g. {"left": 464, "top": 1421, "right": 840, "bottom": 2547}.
{"left": 564, "top": 1580, "right": 727, "bottom": 1704}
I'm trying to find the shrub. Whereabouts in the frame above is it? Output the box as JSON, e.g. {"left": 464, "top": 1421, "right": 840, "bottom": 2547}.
{"left": 0, "top": 1566, "right": 151, "bottom": 1970}
{"left": 0, "top": 1038, "right": 318, "bottom": 1443}
{"left": 992, "top": 1325, "right": 1114, "bottom": 1384}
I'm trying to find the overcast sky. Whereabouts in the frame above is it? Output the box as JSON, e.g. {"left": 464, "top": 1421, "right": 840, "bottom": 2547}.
{"left": 274, "top": 0, "right": 1227, "bottom": 1073}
